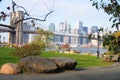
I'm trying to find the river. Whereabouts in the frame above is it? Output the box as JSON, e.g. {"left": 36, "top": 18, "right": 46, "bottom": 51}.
{"left": 71, "top": 47, "right": 107, "bottom": 54}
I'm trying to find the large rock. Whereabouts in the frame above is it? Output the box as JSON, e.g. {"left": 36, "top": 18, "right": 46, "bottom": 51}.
{"left": 111, "top": 55, "right": 119, "bottom": 62}
{"left": 102, "top": 55, "right": 111, "bottom": 62}
{"left": 51, "top": 57, "right": 77, "bottom": 70}
{"left": 18, "top": 56, "right": 58, "bottom": 73}
{"left": 0, "top": 63, "right": 20, "bottom": 74}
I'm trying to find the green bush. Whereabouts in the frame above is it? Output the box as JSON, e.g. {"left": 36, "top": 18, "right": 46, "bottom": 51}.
{"left": 11, "top": 43, "right": 43, "bottom": 59}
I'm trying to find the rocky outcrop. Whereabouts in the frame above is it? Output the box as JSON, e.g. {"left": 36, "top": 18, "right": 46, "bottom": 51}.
{"left": 102, "top": 55, "right": 111, "bottom": 62}
{"left": 102, "top": 55, "right": 120, "bottom": 62}
{"left": 18, "top": 56, "right": 77, "bottom": 73}
{"left": 0, "top": 63, "right": 20, "bottom": 74}
{"left": 51, "top": 57, "right": 77, "bottom": 70}
{"left": 111, "top": 55, "right": 119, "bottom": 62}
{"left": 18, "top": 56, "right": 58, "bottom": 73}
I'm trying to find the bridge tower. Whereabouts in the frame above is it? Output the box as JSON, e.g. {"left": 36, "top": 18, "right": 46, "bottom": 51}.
{"left": 9, "top": 11, "right": 24, "bottom": 45}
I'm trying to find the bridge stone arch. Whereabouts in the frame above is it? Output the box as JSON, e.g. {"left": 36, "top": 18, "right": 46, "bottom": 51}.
{"left": 9, "top": 11, "right": 24, "bottom": 45}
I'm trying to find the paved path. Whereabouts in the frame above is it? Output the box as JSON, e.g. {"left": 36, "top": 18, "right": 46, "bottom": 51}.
{"left": 0, "top": 63, "right": 120, "bottom": 80}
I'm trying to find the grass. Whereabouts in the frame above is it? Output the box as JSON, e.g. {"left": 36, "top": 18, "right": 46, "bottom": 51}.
{"left": 0, "top": 47, "right": 113, "bottom": 68}
{"left": 41, "top": 51, "right": 113, "bottom": 68}
{"left": 0, "top": 47, "right": 19, "bottom": 66}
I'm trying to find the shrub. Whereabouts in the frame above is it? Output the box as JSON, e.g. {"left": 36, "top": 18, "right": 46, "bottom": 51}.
{"left": 10, "top": 43, "right": 43, "bottom": 59}
{"left": 61, "top": 43, "right": 70, "bottom": 51}
{"left": 103, "top": 31, "right": 120, "bottom": 55}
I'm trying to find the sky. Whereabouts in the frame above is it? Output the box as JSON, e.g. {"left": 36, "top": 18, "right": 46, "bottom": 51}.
{"left": 0, "top": 0, "right": 116, "bottom": 42}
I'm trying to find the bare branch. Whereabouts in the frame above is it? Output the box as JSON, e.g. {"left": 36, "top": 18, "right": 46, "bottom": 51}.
{"left": 0, "top": 24, "right": 14, "bottom": 29}
{"left": 14, "top": 10, "right": 54, "bottom": 28}
{"left": 0, "top": 0, "right": 54, "bottom": 30}
{"left": 12, "top": 0, "right": 29, "bottom": 16}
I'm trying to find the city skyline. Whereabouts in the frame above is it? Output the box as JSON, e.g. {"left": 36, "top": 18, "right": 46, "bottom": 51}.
{"left": 0, "top": 0, "right": 117, "bottom": 42}
{"left": 0, "top": 0, "right": 116, "bottom": 31}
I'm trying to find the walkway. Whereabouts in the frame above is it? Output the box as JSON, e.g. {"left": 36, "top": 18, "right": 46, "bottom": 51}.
{"left": 0, "top": 63, "right": 120, "bottom": 80}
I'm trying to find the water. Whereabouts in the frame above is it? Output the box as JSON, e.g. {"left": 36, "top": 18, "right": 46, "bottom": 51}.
{"left": 71, "top": 47, "right": 107, "bottom": 54}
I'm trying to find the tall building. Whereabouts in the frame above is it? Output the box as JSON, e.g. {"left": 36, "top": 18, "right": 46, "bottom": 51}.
{"left": 74, "top": 21, "right": 83, "bottom": 45}
{"left": 91, "top": 26, "right": 98, "bottom": 34}
{"left": 83, "top": 26, "right": 89, "bottom": 44}
{"left": 23, "top": 23, "right": 36, "bottom": 43}
{"left": 48, "top": 23, "right": 55, "bottom": 32}
{"left": 75, "top": 21, "right": 83, "bottom": 32}
{"left": 59, "top": 22, "right": 64, "bottom": 32}
{"left": 71, "top": 29, "right": 80, "bottom": 44}
{"left": 59, "top": 20, "right": 68, "bottom": 33}
{"left": 83, "top": 26, "right": 88, "bottom": 33}
{"left": 82, "top": 31, "right": 88, "bottom": 44}
{"left": 66, "top": 24, "right": 71, "bottom": 33}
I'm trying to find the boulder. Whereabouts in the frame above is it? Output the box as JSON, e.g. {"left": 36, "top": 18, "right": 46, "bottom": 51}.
{"left": 51, "top": 57, "right": 77, "bottom": 70}
{"left": 102, "top": 55, "right": 111, "bottom": 62}
{"left": 0, "top": 63, "right": 20, "bottom": 74}
{"left": 111, "top": 55, "right": 119, "bottom": 62}
{"left": 18, "top": 56, "right": 58, "bottom": 73}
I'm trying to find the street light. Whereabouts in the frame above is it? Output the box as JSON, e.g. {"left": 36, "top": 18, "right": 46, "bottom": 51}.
{"left": 97, "top": 28, "right": 103, "bottom": 58}
{"left": 0, "top": 35, "right": 1, "bottom": 44}
{"left": 97, "top": 31, "right": 100, "bottom": 58}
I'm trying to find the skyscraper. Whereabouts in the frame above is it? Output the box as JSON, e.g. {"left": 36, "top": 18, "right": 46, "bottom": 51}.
{"left": 59, "top": 22, "right": 64, "bottom": 32}
{"left": 91, "top": 26, "right": 98, "bottom": 34}
{"left": 48, "top": 23, "right": 55, "bottom": 32}
{"left": 83, "top": 26, "right": 89, "bottom": 44}
{"left": 22, "top": 23, "right": 36, "bottom": 43}
{"left": 83, "top": 26, "right": 88, "bottom": 33}
{"left": 59, "top": 20, "right": 68, "bottom": 32}
{"left": 75, "top": 21, "right": 83, "bottom": 33}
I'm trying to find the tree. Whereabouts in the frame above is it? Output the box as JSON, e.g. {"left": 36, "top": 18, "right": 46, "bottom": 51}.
{"left": 90, "top": 0, "right": 120, "bottom": 31}
{"left": 103, "top": 31, "right": 120, "bottom": 55}
{"left": 0, "top": 0, "right": 54, "bottom": 30}
{"left": 32, "top": 28, "right": 54, "bottom": 50}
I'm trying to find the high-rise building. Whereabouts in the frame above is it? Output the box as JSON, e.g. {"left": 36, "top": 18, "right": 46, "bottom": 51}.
{"left": 48, "top": 23, "right": 55, "bottom": 32}
{"left": 83, "top": 26, "right": 88, "bottom": 33}
{"left": 59, "top": 20, "right": 68, "bottom": 33}
{"left": 23, "top": 23, "right": 36, "bottom": 43}
{"left": 66, "top": 24, "right": 71, "bottom": 33}
{"left": 91, "top": 26, "right": 98, "bottom": 34}
{"left": 59, "top": 22, "right": 64, "bottom": 32}
{"left": 75, "top": 21, "right": 83, "bottom": 33}
{"left": 71, "top": 29, "right": 80, "bottom": 44}
{"left": 83, "top": 26, "right": 89, "bottom": 44}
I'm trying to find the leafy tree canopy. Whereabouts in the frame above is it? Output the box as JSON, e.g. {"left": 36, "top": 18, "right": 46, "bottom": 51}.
{"left": 90, "top": 0, "right": 120, "bottom": 31}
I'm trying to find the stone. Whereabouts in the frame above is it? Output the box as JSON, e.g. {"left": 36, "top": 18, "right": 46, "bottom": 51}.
{"left": 18, "top": 56, "right": 58, "bottom": 73}
{"left": 102, "top": 55, "right": 111, "bottom": 62}
{"left": 51, "top": 57, "right": 77, "bottom": 70}
{"left": 111, "top": 55, "right": 119, "bottom": 62}
{"left": 0, "top": 63, "right": 20, "bottom": 74}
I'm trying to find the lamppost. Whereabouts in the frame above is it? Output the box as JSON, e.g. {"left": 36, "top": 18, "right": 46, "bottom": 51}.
{"left": 0, "top": 35, "right": 1, "bottom": 44}
{"left": 97, "top": 28, "right": 103, "bottom": 58}
{"left": 97, "top": 31, "right": 100, "bottom": 58}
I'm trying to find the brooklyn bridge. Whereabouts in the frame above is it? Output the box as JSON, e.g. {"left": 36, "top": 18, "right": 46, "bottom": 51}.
{"left": 0, "top": 11, "right": 98, "bottom": 46}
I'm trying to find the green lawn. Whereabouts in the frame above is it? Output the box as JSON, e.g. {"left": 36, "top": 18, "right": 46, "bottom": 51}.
{"left": 0, "top": 47, "right": 113, "bottom": 68}
{"left": 41, "top": 51, "right": 113, "bottom": 68}
{"left": 0, "top": 47, "right": 19, "bottom": 66}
